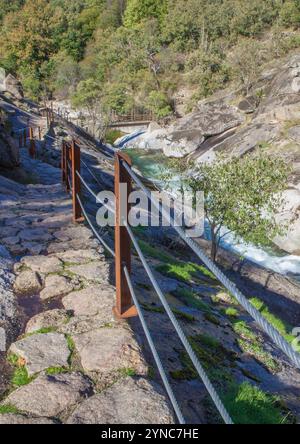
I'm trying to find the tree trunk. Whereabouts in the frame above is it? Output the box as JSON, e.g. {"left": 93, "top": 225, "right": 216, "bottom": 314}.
{"left": 210, "top": 226, "right": 218, "bottom": 262}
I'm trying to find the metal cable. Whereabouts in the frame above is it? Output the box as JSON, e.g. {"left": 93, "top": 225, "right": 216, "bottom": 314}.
{"left": 122, "top": 161, "right": 300, "bottom": 369}
{"left": 76, "top": 170, "right": 115, "bottom": 215}
{"left": 76, "top": 194, "right": 115, "bottom": 258}
{"left": 124, "top": 221, "right": 233, "bottom": 424}
{"left": 81, "top": 159, "right": 103, "bottom": 189}
{"left": 123, "top": 266, "right": 186, "bottom": 425}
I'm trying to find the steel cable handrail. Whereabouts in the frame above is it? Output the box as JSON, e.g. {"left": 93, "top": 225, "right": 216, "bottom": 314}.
{"left": 123, "top": 265, "right": 186, "bottom": 424}
{"left": 75, "top": 160, "right": 232, "bottom": 423}
{"left": 76, "top": 194, "right": 115, "bottom": 257}
{"left": 121, "top": 161, "right": 300, "bottom": 370}
{"left": 124, "top": 220, "right": 233, "bottom": 424}
{"left": 76, "top": 170, "right": 115, "bottom": 215}
{"left": 81, "top": 159, "right": 104, "bottom": 189}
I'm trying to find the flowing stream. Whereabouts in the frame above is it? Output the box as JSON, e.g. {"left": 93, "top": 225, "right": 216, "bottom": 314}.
{"left": 124, "top": 148, "right": 300, "bottom": 281}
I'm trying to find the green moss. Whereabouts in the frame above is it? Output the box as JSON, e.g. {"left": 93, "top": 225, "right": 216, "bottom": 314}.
{"left": 141, "top": 303, "right": 164, "bottom": 314}
{"left": 233, "top": 320, "right": 280, "bottom": 373}
{"left": 204, "top": 312, "right": 221, "bottom": 326}
{"left": 249, "top": 298, "right": 294, "bottom": 343}
{"left": 170, "top": 334, "right": 237, "bottom": 384}
{"left": 138, "top": 240, "right": 175, "bottom": 263}
{"left": 224, "top": 308, "right": 239, "bottom": 318}
{"left": 24, "top": 327, "right": 57, "bottom": 338}
{"left": 119, "top": 368, "right": 136, "bottom": 377}
{"left": 232, "top": 321, "right": 257, "bottom": 342}
{"left": 45, "top": 367, "right": 69, "bottom": 376}
{"left": 171, "top": 287, "right": 212, "bottom": 313}
{"left": 156, "top": 262, "right": 202, "bottom": 283}
{"left": 172, "top": 308, "right": 196, "bottom": 323}
{"left": 0, "top": 405, "right": 20, "bottom": 415}
{"left": 223, "top": 382, "right": 290, "bottom": 424}
{"left": 142, "top": 302, "right": 196, "bottom": 322}
{"left": 238, "top": 339, "right": 279, "bottom": 373}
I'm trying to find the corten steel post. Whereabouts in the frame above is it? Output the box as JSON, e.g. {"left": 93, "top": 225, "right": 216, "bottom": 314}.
{"left": 61, "top": 141, "right": 67, "bottom": 184}
{"left": 29, "top": 127, "right": 35, "bottom": 158}
{"left": 71, "top": 140, "right": 84, "bottom": 223}
{"left": 65, "top": 143, "right": 71, "bottom": 192}
{"left": 38, "top": 126, "right": 41, "bottom": 140}
{"left": 113, "top": 152, "right": 138, "bottom": 319}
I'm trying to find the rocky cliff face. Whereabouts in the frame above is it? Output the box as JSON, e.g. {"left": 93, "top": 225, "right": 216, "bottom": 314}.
{"left": 0, "top": 131, "right": 19, "bottom": 169}
{"left": 121, "top": 53, "right": 300, "bottom": 254}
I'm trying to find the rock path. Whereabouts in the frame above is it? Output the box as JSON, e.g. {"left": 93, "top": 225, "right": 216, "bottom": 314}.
{"left": 0, "top": 143, "right": 175, "bottom": 423}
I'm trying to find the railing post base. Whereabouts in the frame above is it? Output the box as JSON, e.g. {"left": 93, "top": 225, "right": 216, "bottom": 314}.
{"left": 113, "top": 305, "right": 138, "bottom": 320}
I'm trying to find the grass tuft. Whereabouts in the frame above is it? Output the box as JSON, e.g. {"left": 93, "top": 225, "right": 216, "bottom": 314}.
{"left": 8, "top": 354, "right": 34, "bottom": 387}
{"left": 249, "top": 298, "right": 294, "bottom": 343}
{"left": 223, "top": 382, "right": 291, "bottom": 424}
{"left": 0, "top": 405, "right": 20, "bottom": 415}
{"left": 45, "top": 367, "right": 69, "bottom": 376}
{"left": 171, "top": 287, "right": 212, "bottom": 313}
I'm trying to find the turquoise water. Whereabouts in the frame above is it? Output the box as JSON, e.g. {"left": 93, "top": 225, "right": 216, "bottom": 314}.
{"left": 124, "top": 147, "right": 300, "bottom": 280}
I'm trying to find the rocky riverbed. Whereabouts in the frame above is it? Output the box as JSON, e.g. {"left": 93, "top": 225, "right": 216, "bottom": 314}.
{"left": 118, "top": 53, "right": 300, "bottom": 256}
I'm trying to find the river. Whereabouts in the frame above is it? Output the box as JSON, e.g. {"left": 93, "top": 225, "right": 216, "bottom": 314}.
{"left": 124, "top": 148, "right": 300, "bottom": 281}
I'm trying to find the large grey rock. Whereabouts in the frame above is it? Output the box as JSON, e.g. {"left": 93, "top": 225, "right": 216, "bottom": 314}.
{"left": 26, "top": 309, "right": 70, "bottom": 334}
{"left": 47, "top": 237, "right": 100, "bottom": 254}
{"left": 55, "top": 249, "right": 102, "bottom": 265}
{"left": 3, "top": 74, "right": 23, "bottom": 99}
{"left": 20, "top": 255, "right": 63, "bottom": 274}
{"left": 9, "top": 333, "right": 70, "bottom": 376}
{"left": 53, "top": 226, "right": 93, "bottom": 242}
{"left": 62, "top": 285, "right": 114, "bottom": 318}
{"left": 0, "top": 414, "right": 56, "bottom": 424}
{"left": 14, "top": 270, "right": 42, "bottom": 294}
{"left": 2, "top": 373, "right": 93, "bottom": 417}
{"left": 67, "top": 377, "right": 174, "bottom": 424}
{"left": 0, "top": 132, "right": 20, "bottom": 168}
{"left": 19, "top": 228, "right": 53, "bottom": 243}
{"left": 122, "top": 102, "right": 244, "bottom": 158}
{"left": 68, "top": 262, "right": 110, "bottom": 284}
{"left": 40, "top": 275, "right": 73, "bottom": 300}
{"left": 72, "top": 326, "right": 147, "bottom": 376}
{"left": 274, "top": 188, "right": 300, "bottom": 254}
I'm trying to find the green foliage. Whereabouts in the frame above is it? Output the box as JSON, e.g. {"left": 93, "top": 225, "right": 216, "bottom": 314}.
{"left": 223, "top": 382, "right": 289, "bottom": 424}
{"left": 8, "top": 354, "right": 34, "bottom": 387}
{"left": 105, "top": 129, "right": 126, "bottom": 145}
{"left": 138, "top": 240, "right": 175, "bottom": 263}
{"left": 45, "top": 367, "right": 69, "bottom": 375}
{"left": 171, "top": 287, "right": 212, "bottom": 312}
{"left": 249, "top": 298, "right": 294, "bottom": 343}
{"left": 146, "top": 91, "right": 173, "bottom": 119}
{"left": 232, "top": 320, "right": 280, "bottom": 373}
{"left": 1, "top": 0, "right": 300, "bottom": 109}
{"left": 0, "top": 405, "right": 20, "bottom": 415}
{"left": 124, "top": 0, "right": 168, "bottom": 28}
{"left": 186, "top": 152, "right": 291, "bottom": 261}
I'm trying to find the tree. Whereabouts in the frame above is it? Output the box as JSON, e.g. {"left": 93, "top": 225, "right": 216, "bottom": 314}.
{"left": 229, "top": 39, "right": 264, "bottom": 94}
{"left": 176, "top": 152, "right": 291, "bottom": 262}
{"left": 71, "top": 79, "right": 104, "bottom": 137}
{"left": 123, "top": 0, "right": 168, "bottom": 28}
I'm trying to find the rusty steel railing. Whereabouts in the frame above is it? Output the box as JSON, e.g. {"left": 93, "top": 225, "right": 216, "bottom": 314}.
{"left": 62, "top": 140, "right": 300, "bottom": 424}
{"left": 16, "top": 125, "right": 43, "bottom": 158}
